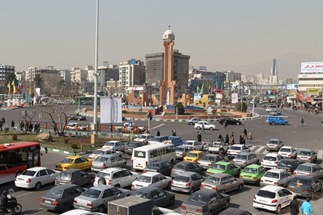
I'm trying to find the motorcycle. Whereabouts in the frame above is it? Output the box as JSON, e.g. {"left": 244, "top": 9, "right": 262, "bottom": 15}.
{"left": 0, "top": 197, "right": 22, "bottom": 214}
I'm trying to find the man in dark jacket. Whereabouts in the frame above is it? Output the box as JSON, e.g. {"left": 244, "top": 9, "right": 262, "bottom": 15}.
{"left": 290, "top": 196, "right": 299, "bottom": 215}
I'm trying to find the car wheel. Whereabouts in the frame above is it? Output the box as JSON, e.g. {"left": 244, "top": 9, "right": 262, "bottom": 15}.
{"left": 35, "top": 182, "right": 41, "bottom": 190}
{"left": 168, "top": 197, "right": 175, "bottom": 206}
{"left": 210, "top": 127, "right": 214, "bottom": 130}
{"left": 225, "top": 200, "right": 229, "bottom": 209}
{"left": 197, "top": 127, "right": 201, "bottom": 130}
{"left": 236, "top": 122, "right": 240, "bottom": 125}
{"left": 276, "top": 205, "right": 281, "bottom": 214}
{"left": 238, "top": 184, "right": 244, "bottom": 191}
{"left": 221, "top": 189, "right": 226, "bottom": 194}
{"left": 98, "top": 205, "right": 105, "bottom": 213}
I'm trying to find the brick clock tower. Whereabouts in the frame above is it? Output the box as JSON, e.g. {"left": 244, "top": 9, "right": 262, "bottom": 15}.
{"left": 159, "top": 27, "right": 176, "bottom": 106}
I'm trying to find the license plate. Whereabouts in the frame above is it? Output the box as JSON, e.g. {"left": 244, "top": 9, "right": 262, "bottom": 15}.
{"left": 265, "top": 180, "right": 273, "bottom": 182}
{"left": 44, "top": 200, "right": 51, "bottom": 204}
{"left": 136, "top": 165, "right": 142, "bottom": 168}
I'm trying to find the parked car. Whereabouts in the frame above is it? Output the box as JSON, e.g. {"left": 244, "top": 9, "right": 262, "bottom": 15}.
{"left": 208, "top": 140, "right": 229, "bottom": 154}
{"left": 265, "top": 105, "right": 278, "bottom": 112}
{"left": 131, "top": 172, "right": 172, "bottom": 190}
{"left": 55, "top": 156, "right": 92, "bottom": 171}
{"left": 227, "top": 144, "right": 250, "bottom": 158}
{"left": 297, "top": 149, "right": 317, "bottom": 163}
{"left": 15, "top": 167, "right": 57, "bottom": 190}
{"left": 277, "top": 159, "right": 301, "bottom": 174}
{"left": 219, "top": 208, "right": 253, "bottom": 215}
{"left": 253, "top": 185, "right": 296, "bottom": 213}
{"left": 183, "top": 150, "right": 204, "bottom": 163}
{"left": 134, "top": 134, "right": 155, "bottom": 143}
{"left": 206, "top": 161, "right": 241, "bottom": 177}
{"left": 102, "top": 141, "right": 126, "bottom": 152}
{"left": 278, "top": 146, "right": 297, "bottom": 159}
{"left": 88, "top": 149, "right": 122, "bottom": 160}
{"left": 55, "top": 169, "right": 94, "bottom": 186}
{"left": 73, "top": 185, "right": 132, "bottom": 212}
{"left": 293, "top": 163, "right": 323, "bottom": 180}
{"left": 163, "top": 136, "right": 184, "bottom": 147}
{"left": 182, "top": 140, "right": 204, "bottom": 151}
{"left": 65, "top": 122, "right": 87, "bottom": 131}
{"left": 91, "top": 154, "right": 127, "bottom": 172}
{"left": 171, "top": 172, "right": 204, "bottom": 194}
{"left": 61, "top": 209, "right": 105, "bottom": 215}
{"left": 180, "top": 189, "right": 230, "bottom": 215}
{"left": 232, "top": 152, "right": 259, "bottom": 168}
{"left": 68, "top": 114, "right": 86, "bottom": 121}
{"left": 218, "top": 118, "right": 242, "bottom": 125}
{"left": 261, "top": 153, "right": 284, "bottom": 169}
{"left": 93, "top": 168, "right": 139, "bottom": 188}
{"left": 201, "top": 173, "right": 244, "bottom": 193}
{"left": 143, "top": 160, "right": 173, "bottom": 176}
{"left": 260, "top": 168, "right": 293, "bottom": 187}
{"left": 266, "top": 139, "right": 284, "bottom": 152}
{"left": 171, "top": 161, "right": 204, "bottom": 178}
{"left": 197, "top": 154, "right": 223, "bottom": 169}
{"left": 175, "top": 146, "right": 191, "bottom": 160}
{"left": 134, "top": 187, "right": 175, "bottom": 207}
{"left": 287, "top": 175, "right": 322, "bottom": 198}
{"left": 187, "top": 117, "right": 201, "bottom": 125}
{"left": 239, "top": 164, "right": 266, "bottom": 185}
{"left": 194, "top": 121, "right": 216, "bottom": 130}
{"left": 40, "top": 184, "right": 85, "bottom": 212}
{"left": 125, "top": 141, "right": 146, "bottom": 155}
{"left": 270, "top": 109, "right": 281, "bottom": 116}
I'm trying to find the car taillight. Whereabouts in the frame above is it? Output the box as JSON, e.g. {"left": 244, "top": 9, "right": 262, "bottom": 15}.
{"left": 197, "top": 162, "right": 200, "bottom": 165}
{"left": 293, "top": 172, "right": 297, "bottom": 175}
{"left": 302, "top": 189, "right": 309, "bottom": 192}
{"left": 297, "top": 156, "right": 300, "bottom": 159}
{"left": 87, "top": 203, "right": 93, "bottom": 207}
{"left": 74, "top": 200, "right": 77, "bottom": 203}
{"left": 274, "top": 161, "right": 278, "bottom": 164}
{"left": 143, "top": 169, "right": 147, "bottom": 173}
{"left": 171, "top": 180, "right": 174, "bottom": 184}
{"left": 131, "top": 184, "right": 134, "bottom": 188}
{"left": 208, "top": 164, "right": 212, "bottom": 166}
{"left": 260, "top": 180, "right": 263, "bottom": 182}
{"left": 196, "top": 208, "right": 204, "bottom": 213}
{"left": 242, "top": 161, "right": 247, "bottom": 164}
{"left": 181, "top": 205, "right": 187, "bottom": 210}
{"left": 212, "top": 186, "right": 217, "bottom": 191}
{"left": 308, "top": 157, "right": 312, "bottom": 160}
{"left": 108, "top": 180, "right": 112, "bottom": 185}
{"left": 52, "top": 201, "right": 58, "bottom": 205}
{"left": 253, "top": 195, "right": 256, "bottom": 200}
{"left": 102, "top": 163, "right": 106, "bottom": 168}
{"left": 39, "top": 198, "right": 43, "bottom": 202}
{"left": 26, "top": 178, "right": 31, "bottom": 183}
{"left": 271, "top": 199, "right": 278, "bottom": 203}
{"left": 185, "top": 183, "right": 191, "bottom": 187}
{"left": 288, "top": 154, "right": 292, "bottom": 157}
{"left": 274, "top": 182, "right": 278, "bottom": 185}
{"left": 200, "top": 184, "right": 204, "bottom": 188}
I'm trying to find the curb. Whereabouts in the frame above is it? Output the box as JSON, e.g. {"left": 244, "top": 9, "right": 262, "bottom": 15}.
{"left": 42, "top": 147, "right": 73, "bottom": 155}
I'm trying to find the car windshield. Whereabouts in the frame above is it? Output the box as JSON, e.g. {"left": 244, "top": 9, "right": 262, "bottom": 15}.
{"left": 257, "top": 190, "right": 275, "bottom": 199}
{"left": 136, "top": 175, "right": 151, "bottom": 183}
{"left": 187, "top": 153, "right": 198, "bottom": 157}
{"left": 93, "top": 150, "right": 104, "bottom": 155}
{"left": 279, "top": 161, "right": 292, "bottom": 167}
{"left": 82, "top": 189, "right": 101, "bottom": 198}
{"left": 176, "top": 148, "right": 185, "bottom": 152}
{"left": 60, "top": 158, "right": 73, "bottom": 164}
{"left": 280, "top": 148, "right": 291, "bottom": 152}
{"left": 148, "top": 163, "right": 160, "bottom": 168}
{"left": 264, "top": 156, "right": 277, "bottom": 161}
{"left": 128, "top": 143, "right": 137, "bottom": 147}
{"left": 291, "top": 177, "right": 311, "bottom": 185}
{"left": 134, "top": 191, "right": 149, "bottom": 198}
{"left": 205, "top": 176, "right": 220, "bottom": 184}
{"left": 235, "top": 154, "right": 248, "bottom": 160}
{"left": 202, "top": 156, "right": 217, "bottom": 161}
{"left": 134, "top": 151, "right": 146, "bottom": 158}
{"left": 95, "top": 157, "right": 108, "bottom": 162}
{"left": 96, "top": 172, "right": 110, "bottom": 178}
{"left": 174, "top": 176, "right": 190, "bottom": 182}
{"left": 264, "top": 172, "right": 280, "bottom": 179}
{"left": 22, "top": 170, "right": 36, "bottom": 176}
{"left": 299, "top": 151, "right": 311, "bottom": 156}
{"left": 243, "top": 168, "right": 257, "bottom": 174}
{"left": 105, "top": 142, "right": 115, "bottom": 146}
{"left": 57, "top": 172, "right": 71, "bottom": 180}
{"left": 268, "top": 141, "right": 278, "bottom": 145}
{"left": 189, "top": 193, "right": 208, "bottom": 204}
{"left": 48, "top": 187, "right": 63, "bottom": 197}
{"left": 297, "top": 165, "right": 312, "bottom": 172}
{"left": 230, "top": 146, "right": 241, "bottom": 150}
{"left": 183, "top": 142, "right": 193, "bottom": 146}
{"left": 212, "top": 164, "right": 226, "bottom": 170}
{"left": 174, "top": 164, "right": 185, "bottom": 170}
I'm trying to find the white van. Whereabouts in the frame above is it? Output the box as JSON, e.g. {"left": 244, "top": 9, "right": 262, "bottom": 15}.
{"left": 131, "top": 143, "right": 176, "bottom": 171}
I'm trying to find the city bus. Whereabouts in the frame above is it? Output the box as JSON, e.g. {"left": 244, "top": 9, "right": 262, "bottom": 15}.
{"left": 0, "top": 142, "right": 41, "bottom": 184}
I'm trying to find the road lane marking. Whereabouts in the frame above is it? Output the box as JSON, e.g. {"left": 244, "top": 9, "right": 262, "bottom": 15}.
{"left": 150, "top": 123, "right": 165, "bottom": 130}
{"left": 255, "top": 146, "right": 265, "bottom": 154}
{"left": 16, "top": 192, "right": 34, "bottom": 198}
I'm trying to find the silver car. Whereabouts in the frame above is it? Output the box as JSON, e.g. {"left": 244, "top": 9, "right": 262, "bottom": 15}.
{"left": 171, "top": 172, "right": 204, "bottom": 194}
{"left": 232, "top": 152, "right": 259, "bottom": 168}
{"left": 91, "top": 154, "right": 127, "bottom": 172}
{"left": 73, "top": 185, "right": 132, "bottom": 212}
{"left": 266, "top": 139, "right": 284, "bottom": 152}
{"left": 102, "top": 141, "right": 126, "bottom": 152}
{"left": 260, "top": 168, "right": 293, "bottom": 187}
{"left": 201, "top": 173, "right": 244, "bottom": 193}
{"left": 294, "top": 163, "right": 323, "bottom": 180}
{"left": 197, "top": 154, "right": 223, "bottom": 169}
{"left": 175, "top": 146, "right": 191, "bottom": 160}
{"left": 297, "top": 149, "right": 317, "bottom": 163}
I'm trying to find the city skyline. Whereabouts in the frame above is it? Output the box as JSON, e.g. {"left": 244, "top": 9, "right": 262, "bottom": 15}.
{"left": 1, "top": 0, "right": 323, "bottom": 79}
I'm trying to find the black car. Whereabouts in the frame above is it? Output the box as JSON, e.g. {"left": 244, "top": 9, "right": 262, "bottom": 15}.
{"left": 68, "top": 114, "right": 86, "bottom": 121}
{"left": 125, "top": 141, "right": 146, "bottom": 155}
{"left": 277, "top": 159, "right": 301, "bottom": 173}
{"left": 171, "top": 161, "right": 204, "bottom": 178}
{"left": 180, "top": 189, "right": 230, "bottom": 215}
{"left": 218, "top": 118, "right": 242, "bottom": 125}
{"left": 55, "top": 169, "right": 94, "bottom": 186}
{"left": 287, "top": 175, "right": 322, "bottom": 198}
{"left": 40, "top": 184, "right": 85, "bottom": 212}
{"left": 144, "top": 160, "right": 173, "bottom": 176}
{"left": 134, "top": 187, "right": 175, "bottom": 207}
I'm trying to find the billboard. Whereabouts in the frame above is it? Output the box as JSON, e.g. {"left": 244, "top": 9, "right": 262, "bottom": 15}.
{"left": 301, "top": 62, "right": 323, "bottom": 73}
{"left": 231, "top": 93, "right": 238, "bottom": 104}
{"left": 100, "top": 97, "right": 122, "bottom": 124}
{"left": 306, "top": 88, "right": 320, "bottom": 96}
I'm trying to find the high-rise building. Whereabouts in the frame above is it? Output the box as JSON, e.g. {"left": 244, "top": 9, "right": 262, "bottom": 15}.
{"left": 0, "top": 65, "right": 15, "bottom": 84}
{"left": 26, "top": 66, "right": 60, "bottom": 82}
{"left": 119, "top": 59, "right": 145, "bottom": 89}
{"left": 269, "top": 59, "right": 279, "bottom": 84}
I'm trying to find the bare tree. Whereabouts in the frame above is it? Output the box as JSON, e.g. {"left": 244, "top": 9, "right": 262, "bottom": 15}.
{"left": 20, "top": 110, "right": 36, "bottom": 134}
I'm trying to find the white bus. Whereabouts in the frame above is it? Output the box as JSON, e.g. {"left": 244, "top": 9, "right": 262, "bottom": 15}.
{"left": 131, "top": 143, "right": 176, "bottom": 171}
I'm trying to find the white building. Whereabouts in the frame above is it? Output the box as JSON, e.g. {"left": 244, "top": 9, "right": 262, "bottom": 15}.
{"left": 298, "top": 62, "right": 323, "bottom": 92}
{"left": 118, "top": 59, "right": 145, "bottom": 89}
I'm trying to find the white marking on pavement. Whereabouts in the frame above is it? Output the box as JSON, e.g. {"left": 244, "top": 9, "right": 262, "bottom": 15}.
{"left": 318, "top": 150, "right": 323, "bottom": 159}
{"left": 16, "top": 192, "right": 34, "bottom": 198}
{"left": 255, "top": 146, "right": 265, "bottom": 154}
{"left": 150, "top": 123, "right": 165, "bottom": 130}
{"left": 262, "top": 149, "right": 269, "bottom": 155}
{"left": 249, "top": 145, "right": 256, "bottom": 151}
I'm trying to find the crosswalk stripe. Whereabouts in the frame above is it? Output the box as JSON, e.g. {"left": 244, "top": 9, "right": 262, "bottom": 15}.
{"left": 262, "top": 149, "right": 269, "bottom": 155}
{"left": 255, "top": 146, "right": 265, "bottom": 153}
{"left": 249, "top": 145, "right": 256, "bottom": 151}
{"left": 318, "top": 150, "right": 323, "bottom": 159}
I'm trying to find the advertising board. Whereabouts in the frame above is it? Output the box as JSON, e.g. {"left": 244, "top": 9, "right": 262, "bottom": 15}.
{"left": 301, "top": 62, "right": 323, "bottom": 73}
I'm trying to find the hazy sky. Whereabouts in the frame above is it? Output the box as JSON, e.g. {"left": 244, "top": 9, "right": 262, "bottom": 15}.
{"left": 1, "top": 0, "right": 323, "bottom": 78}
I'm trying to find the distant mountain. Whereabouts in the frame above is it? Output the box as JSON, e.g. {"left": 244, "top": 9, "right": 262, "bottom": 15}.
{"left": 210, "top": 50, "right": 322, "bottom": 80}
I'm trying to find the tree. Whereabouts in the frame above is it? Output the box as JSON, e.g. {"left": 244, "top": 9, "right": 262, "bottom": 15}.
{"left": 20, "top": 110, "right": 36, "bottom": 134}
{"left": 177, "top": 102, "right": 185, "bottom": 115}
{"left": 236, "top": 102, "right": 248, "bottom": 112}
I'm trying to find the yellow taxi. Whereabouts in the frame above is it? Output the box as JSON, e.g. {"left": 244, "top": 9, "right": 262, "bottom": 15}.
{"left": 183, "top": 150, "right": 204, "bottom": 163}
{"left": 55, "top": 156, "right": 92, "bottom": 171}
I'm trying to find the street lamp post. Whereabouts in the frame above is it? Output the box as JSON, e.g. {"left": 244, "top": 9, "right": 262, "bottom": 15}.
{"left": 252, "top": 93, "right": 261, "bottom": 117}
{"left": 93, "top": 0, "right": 99, "bottom": 134}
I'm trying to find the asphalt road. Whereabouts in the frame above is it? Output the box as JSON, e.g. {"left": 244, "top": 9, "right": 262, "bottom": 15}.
{"left": 1, "top": 106, "right": 323, "bottom": 214}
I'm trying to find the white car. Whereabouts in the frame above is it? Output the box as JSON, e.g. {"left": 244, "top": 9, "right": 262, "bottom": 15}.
{"left": 194, "top": 121, "right": 216, "bottom": 130}
{"left": 265, "top": 105, "right": 278, "bottom": 112}
{"left": 15, "top": 167, "right": 57, "bottom": 190}
{"left": 131, "top": 172, "right": 172, "bottom": 190}
{"left": 253, "top": 185, "right": 296, "bottom": 213}
{"left": 88, "top": 148, "right": 122, "bottom": 160}
{"left": 278, "top": 146, "right": 297, "bottom": 159}
{"left": 134, "top": 134, "right": 155, "bottom": 143}
{"left": 227, "top": 144, "right": 250, "bottom": 157}
{"left": 182, "top": 140, "right": 204, "bottom": 151}
{"left": 61, "top": 209, "right": 106, "bottom": 215}
{"left": 261, "top": 153, "right": 284, "bottom": 169}
{"left": 266, "top": 139, "right": 284, "bottom": 152}
{"left": 65, "top": 122, "right": 87, "bottom": 131}
{"left": 102, "top": 141, "right": 126, "bottom": 152}
{"left": 260, "top": 168, "right": 293, "bottom": 187}
{"left": 93, "top": 167, "right": 139, "bottom": 188}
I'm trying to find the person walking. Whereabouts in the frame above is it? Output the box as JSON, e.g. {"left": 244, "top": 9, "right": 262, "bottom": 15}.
{"left": 225, "top": 134, "right": 229, "bottom": 144}
{"left": 224, "top": 120, "right": 228, "bottom": 128}
{"left": 201, "top": 123, "right": 206, "bottom": 134}
{"left": 247, "top": 131, "right": 253, "bottom": 144}
{"left": 156, "top": 130, "right": 160, "bottom": 136}
{"left": 218, "top": 133, "right": 223, "bottom": 141}
{"left": 197, "top": 132, "right": 202, "bottom": 142}
{"left": 0, "top": 120, "right": 2, "bottom": 131}
{"left": 290, "top": 196, "right": 299, "bottom": 215}
{"left": 172, "top": 130, "right": 176, "bottom": 136}
{"left": 301, "top": 198, "right": 314, "bottom": 215}
{"left": 301, "top": 118, "right": 304, "bottom": 127}
{"left": 243, "top": 128, "right": 247, "bottom": 136}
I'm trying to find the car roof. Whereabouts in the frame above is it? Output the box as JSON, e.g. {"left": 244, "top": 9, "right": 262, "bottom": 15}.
{"left": 208, "top": 173, "right": 232, "bottom": 178}
{"left": 204, "top": 154, "right": 220, "bottom": 157}
{"left": 280, "top": 146, "right": 293, "bottom": 149}
{"left": 215, "top": 161, "right": 231, "bottom": 165}
{"left": 192, "top": 189, "right": 214, "bottom": 196}
{"left": 293, "top": 175, "right": 315, "bottom": 180}
{"left": 53, "top": 184, "right": 80, "bottom": 189}
{"left": 260, "top": 185, "right": 284, "bottom": 192}
{"left": 237, "top": 152, "right": 253, "bottom": 155}
{"left": 135, "top": 186, "right": 161, "bottom": 193}
{"left": 66, "top": 155, "right": 82, "bottom": 159}
{"left": 27, "top": 167, "right": 49, "bottom": 171}
{"left": 299, "top": 148, "right": 313, "bottom": 152}
{"left": 90, "top": 185, "right": 114, "bottom": 191}
{"left": 299, "top": 163, "right": 317, "bottom": 167}
{"left": 265, "top": 153, "right": 279, "bottom": 156}
{"left": 245, "top": 164, "right": 262, "bottom": 168}
{"left": 60, "top": 169, "right": 82, "bottom": 173}
{"left": 97, "top": 154, "right": 120, "bottom": 158}
{"left": 187, "top": 150, "right": 203, "bottom": 153}
{"left": 176, "top": 145, "right": 190, "bottom": 149}
{"left": 231, "top": 144, "right": 245, "bottom": 147}
{"left": 279, "top": 159, "right": 297, "bottom": 162}
{"left": 268, "top": 138, "right": 280, "bottom": 141}
{"left": 184, "top": 140, "right": 197, "bottom": 143}
{"left": 175, "top": 171, "right": 198, "bottom": 177}
{"left": 150, "top": 160, "right": 169, "bottom": 164}
{"left": 106, "top": 140, "right": 121, "bottom": 143}
{"left": 177, "top": 161, "right": 194, "bottom": 165}
{"left": 99, "top": 167, "right": 123, "bottom": 173}
{"left": 266, "top": 168, "right": 284, "bottom": 173}
{"left": 141, "top": 172, "right": 163, "bottom": 177}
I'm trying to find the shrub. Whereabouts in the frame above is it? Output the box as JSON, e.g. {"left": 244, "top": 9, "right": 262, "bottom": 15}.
{"left": 177, "top": 102, "right": 185, "bottom": 115}
{"left": 71, "top": 143, "right": 78, "bottom": 149}
{"left": 4, "top": 127, "right": 9, "bottom": 133}
{"left": 12, "top": 134, "right": 18, "bottom": 140}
